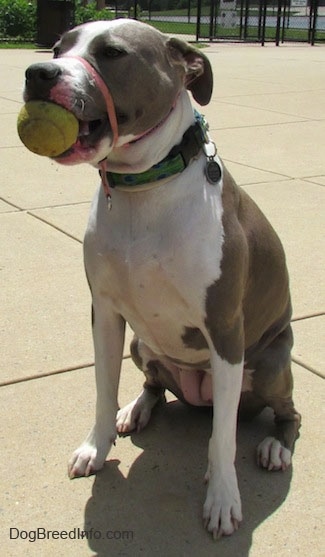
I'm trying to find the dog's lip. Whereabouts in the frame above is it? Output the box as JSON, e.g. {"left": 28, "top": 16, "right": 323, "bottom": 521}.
{"left": 77, "top": 116, "right": 109, "bottom": 145}
{"left": 53, "top": 115, "right": 110, "bottom": 160}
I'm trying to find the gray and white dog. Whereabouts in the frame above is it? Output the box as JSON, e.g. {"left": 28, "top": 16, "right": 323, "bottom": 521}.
{"left": 22, "top": 20, "right": 301, "bottom": 538}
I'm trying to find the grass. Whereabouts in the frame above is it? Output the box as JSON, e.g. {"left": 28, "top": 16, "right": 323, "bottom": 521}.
{"left": 0, "top": 41, "right": 36, "bottom": 48}
{"left": 148, "top": 20, "right": 197, "bottom": 35}
{"left": 148, "top": 8, "right": 210, "bottom": 17}
{"left": 150, "top": 20, "right": 325, "bottom": 42}
{"left": 0, "top": 18, "right": 324, "bottom": 46}
{"left": 148, "top": 7, "right": 297, "bottom": 17}
{"left": 148, "top": 20, "right": 325, "bottom": 42}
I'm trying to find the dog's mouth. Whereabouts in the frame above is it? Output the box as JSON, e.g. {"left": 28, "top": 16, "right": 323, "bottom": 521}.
{"left": 79, "top": 117, "right": 107, "bottom": 142}
{"left": 54, "top": 114, "right": 110, "bottom": 163}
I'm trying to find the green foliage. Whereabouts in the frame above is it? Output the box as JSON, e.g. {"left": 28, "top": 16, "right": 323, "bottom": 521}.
{"left": 0, "top": 0, "right": 36, "bottom": 38}
{"left": 75, "top": 2, "right": 114, "bottom": 25}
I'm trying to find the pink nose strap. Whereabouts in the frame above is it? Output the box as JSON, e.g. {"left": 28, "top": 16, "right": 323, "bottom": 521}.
{"left": 70, "top": 56, "right": 119, "bottom": 147}
{"left": 66, "top": 55, "right": 119, "bottom": 204}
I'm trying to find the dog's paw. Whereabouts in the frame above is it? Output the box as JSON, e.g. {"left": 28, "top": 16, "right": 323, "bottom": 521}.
{"left": 68, "top": 426, "right": 115, "bottom": 479}
{"left": 68, "top": 442, "right": 105, "bottom": 479}
{"left": 257, "top": 436, "right": 291, "bottom": 471}
{"left": 203, "top": 468, "right": 242, "bottom": 539}
{"left": 116, "top": 390, "right": 158, "bottom": 434}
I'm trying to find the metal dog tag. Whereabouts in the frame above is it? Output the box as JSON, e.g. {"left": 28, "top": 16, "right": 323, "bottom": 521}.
{"left": 203, "top": 140, "right": 221, "bottom": 185}
{"left": 206, "top": 159, "right": 222, "bottom": 184}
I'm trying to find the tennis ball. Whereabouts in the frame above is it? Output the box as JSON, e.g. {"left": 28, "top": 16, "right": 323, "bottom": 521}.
{"left": 17, "top": 101, "right": 79, "bottom": 157}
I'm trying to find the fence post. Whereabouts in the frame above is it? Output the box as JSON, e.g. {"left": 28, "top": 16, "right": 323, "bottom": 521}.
{"left": 209, "top": 0, "right": 216, "bottom": 40}
{"left": 281, "top": 0, "right": 289, "bottom": 43}
{"left": 239, "top": 0, "right": 245, "bottom": 39}
{"left": 310, "top": 0, "right": 319, "bottom": 45}
{"left": 261, "top": 0, "right": 267, "bottom": 45}
{"left": 243, "top": 0, "right": 250, "bottom": 40}
{"left": 258, "top": 0, "right": 264, "bottom": 39}
{"left": 196, "top": 0, "right": 202, "bottom": 40}
{"left": 275, "top": 0, "right": 283, "bottom": 45}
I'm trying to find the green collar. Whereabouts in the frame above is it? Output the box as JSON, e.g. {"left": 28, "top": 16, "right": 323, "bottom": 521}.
{"left": 106, "top": 111, "right": 208, "bottom": 189}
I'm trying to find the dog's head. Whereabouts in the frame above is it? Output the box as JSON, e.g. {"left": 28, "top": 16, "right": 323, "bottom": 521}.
{"left": 23, "top": 20, "right": 213, "bottom": 166}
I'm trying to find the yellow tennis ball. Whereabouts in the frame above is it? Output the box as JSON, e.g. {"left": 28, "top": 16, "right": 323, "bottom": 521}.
{"left": 17, "top": 101, "right": 79, "bottom": 157}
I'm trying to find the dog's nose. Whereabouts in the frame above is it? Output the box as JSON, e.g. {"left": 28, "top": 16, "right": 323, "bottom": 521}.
{"left": 25, "top": 62, "right": 62, "bottom": 86}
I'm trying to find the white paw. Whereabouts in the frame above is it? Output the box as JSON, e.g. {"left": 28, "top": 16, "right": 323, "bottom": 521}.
{"left": 68, "top": 427, "right": 114, "bottom": 479}
{"left": 68, "top": 443, "right": 105, "bottom": 479}
{"left": 203, "top": 467, "right": 242, "bottom": 539}
{"left": 116, "top": 389, "right": 158, "bottom": 434}
{"left": 257, "top": 436, "right": 292, "bottom": 471}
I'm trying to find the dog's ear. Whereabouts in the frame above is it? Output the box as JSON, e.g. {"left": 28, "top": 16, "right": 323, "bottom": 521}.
{"left": 166, "top": 38, "right": 213, "bottom": 106}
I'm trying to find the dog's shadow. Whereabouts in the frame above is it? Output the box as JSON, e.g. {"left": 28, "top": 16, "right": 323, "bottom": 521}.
{"left": 84, "top": 401, "right": 292, "bottom": 556}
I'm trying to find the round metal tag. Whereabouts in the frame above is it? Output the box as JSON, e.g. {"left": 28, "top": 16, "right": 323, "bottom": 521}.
{"left": 206, "top": 160, "right": 222, "bottom": 184}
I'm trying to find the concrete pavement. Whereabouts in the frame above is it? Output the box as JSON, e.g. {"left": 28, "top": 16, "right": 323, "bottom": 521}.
{"left": 0, "top": 41, "right": 324, "bottom": 556}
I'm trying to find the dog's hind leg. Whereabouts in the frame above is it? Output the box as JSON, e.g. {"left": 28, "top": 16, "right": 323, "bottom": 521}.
{"left": 248, "top": 325, "right": 301, "bottom": 471}
{"left": 116, "top": 384, "right": 164, "bottom": 434}
{"left": 257, "top": 394, "right": 301, "bottom": 471}
{"left": 116, "top": 336, "right": 165, "bottom": 434}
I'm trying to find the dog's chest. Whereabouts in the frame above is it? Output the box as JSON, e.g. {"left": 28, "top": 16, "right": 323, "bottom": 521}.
{"left": 86, "top": 178, "right": 225, "bottom": 359}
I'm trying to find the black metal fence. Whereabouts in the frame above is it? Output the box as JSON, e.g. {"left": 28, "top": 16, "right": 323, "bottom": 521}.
{"left": 135, "top": 0, "right": 325, "bottom": 44}
{"left": 14, "top": 0, "right": 324, "bottom": 46}
{"left": 115, "top": 0, "right": 324, "bottom": 44}
{"left": 38, "top": 0, "right": 325, "bottom": 45}
{"left": 195, "top": 0, "right": 324, "bottom": 44}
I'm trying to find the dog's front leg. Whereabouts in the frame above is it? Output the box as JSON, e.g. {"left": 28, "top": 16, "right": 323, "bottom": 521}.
{"left": 68, "top": 300, "right": 125, "bottom": 478}
{"left": 203, "top": 349, "right": 243, "bottom": 539}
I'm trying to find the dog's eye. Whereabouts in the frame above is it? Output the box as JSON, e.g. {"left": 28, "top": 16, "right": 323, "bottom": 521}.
{"left": 103, "top": 46, "right": 125, "bottom": 58}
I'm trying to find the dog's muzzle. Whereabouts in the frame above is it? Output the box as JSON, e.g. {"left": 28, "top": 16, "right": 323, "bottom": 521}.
{"left": 65, "top": 56, "right": 119, "bottom": 149}
{"left": 58, "top": 56, "right": 119, "bottom": 204}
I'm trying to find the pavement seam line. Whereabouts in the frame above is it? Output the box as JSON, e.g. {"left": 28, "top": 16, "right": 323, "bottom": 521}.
{"left": 27, "top": 210, "right": 83, "bottom": 244}
{"left": 291, "top": 312, "right": 325, "bottom": 322}
{"left": 29, "top": 200, "right": 91, "bottom": 210}
{"left": 214, "top": 99, "right": 318, "bottom": 121}
{"left": 215, "top": 87, "right": 325, "bottom": 100}
{"left": 292, "top": 357, "right": 324, "bottom": 379}
{"left": 222, "top": 158, "right": 294, "bottom": 180}
{"left": 210, "top": 119, "right": 310, "bottom": 132}
{"left": 0, "top": 196, "right": 24, "bottom": 211}
{"left": 0, "top": 355, "right": 132, "bottom": 388}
